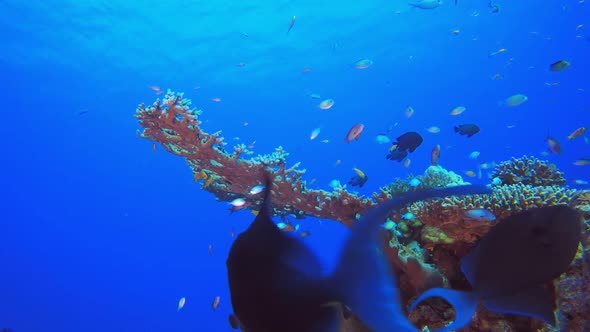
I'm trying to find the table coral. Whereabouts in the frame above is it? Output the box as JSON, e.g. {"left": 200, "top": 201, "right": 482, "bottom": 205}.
{"left": 135, "top": 91, "right": 590, "bottom": 332}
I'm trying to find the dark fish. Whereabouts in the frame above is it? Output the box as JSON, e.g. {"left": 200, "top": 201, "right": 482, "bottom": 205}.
{"left": 409, "top": 205, "right": 581, "bottom": 332}
{"left": 549, "top": 60, "right": 570, "bottom": 72}
{"left": 348, "top": 174, "right": 368, "bottom": 187}
{"left": 454, "top": 124, "right": 480, "bottom": 137}
{"left": 395, "top": 131, "right": 423, "bottom": 152}
{"left": 386, "top": 149, "right": 408, "bottom": 162}
{"left": 226, "top": 173, "right": 491, "bottom": 332}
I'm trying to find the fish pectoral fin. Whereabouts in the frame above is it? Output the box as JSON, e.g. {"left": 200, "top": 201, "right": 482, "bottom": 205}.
{"left": 482, "top": 285, "right": 557, "bottom": 326}
{"left": 408, "top": 288, "right": 479, "bottom": 332}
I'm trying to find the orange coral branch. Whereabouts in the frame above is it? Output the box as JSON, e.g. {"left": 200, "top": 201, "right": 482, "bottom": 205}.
{"left": 135, "top": 90, "right": 377, "bottom": 225}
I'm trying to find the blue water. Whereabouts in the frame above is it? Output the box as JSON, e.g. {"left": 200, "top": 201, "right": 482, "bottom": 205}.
{"left": 1, "top": 1, "right": 589, "bottom": 331}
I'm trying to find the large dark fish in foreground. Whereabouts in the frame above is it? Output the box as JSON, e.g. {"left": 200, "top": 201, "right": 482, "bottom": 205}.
{"left": 409, "top": 205, "right": 581, "bottom": 332}
{"left": 226, "top": 174, "right": 491, "bottom": 332}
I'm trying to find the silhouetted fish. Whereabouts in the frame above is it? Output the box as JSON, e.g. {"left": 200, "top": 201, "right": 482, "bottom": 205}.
{"left": 454, "top": 124, "right": 480, "bottom": 137}
{"left": 348, "top": 174, "right": 368, "bottom": 187}
{"left": 409, "top": 205, "right": 581, "bottom": 332}
{"left": 396, "top": 131, "right": 423, "bottom": 152}
{"left": 226, "top": 173, "right": 491, "bottom": 332}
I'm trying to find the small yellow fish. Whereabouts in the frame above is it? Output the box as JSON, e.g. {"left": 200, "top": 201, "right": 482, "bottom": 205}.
{"left": 178, "top": 297, "right": 186, "bottom": 311}
{"left": 353, "top": 167, "right": 366, "bottom": 178}
{"left": 450, "top": 106, "right": 466, "bottom": 116}
{"left": 251, "top": 210, "right": 259, "bottom": 216}
{"left": 321, "top": 139, "right": 330, "bottom": 143}
{"left": 203, "top": 177, "right": 214, "bottom": 188}
{"left": 309, "top": 178, "right": 316, "bottom": 185}
{"left": 452, "top": 29, "right": 460, "bottom": 35}
{"left": 194, "top": 171, "right": 208, "bottom": 182}
{"left": 334, "top": 160, "right": 341, "bottom": 166}
{"left": 426, "top": 126, "right": 440, "bottom": 134}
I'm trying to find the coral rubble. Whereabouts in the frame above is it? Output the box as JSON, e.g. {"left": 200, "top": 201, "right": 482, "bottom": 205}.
{"left": 135, "top": 92, "right": 590, "bottom": 332}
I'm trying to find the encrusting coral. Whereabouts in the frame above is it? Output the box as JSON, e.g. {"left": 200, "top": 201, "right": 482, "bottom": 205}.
{"left": 490, "top": 155, "right": 566, "bottom": 186}
{"left": 135, "top": 91, "right": 590, "bottom": 332}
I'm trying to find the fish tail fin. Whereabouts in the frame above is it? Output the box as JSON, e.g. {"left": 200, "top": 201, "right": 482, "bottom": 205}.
{"left": 330, "top": 185, "right": 491, "bottom": 332}
{"left": 454, "top": 126, "right": 459, "bottom": 133}
{"left": 330, "top": 198, "right": 417, "bottom": 331}
{"left": 409, "top": 288, "right": 479, "bottom": 332}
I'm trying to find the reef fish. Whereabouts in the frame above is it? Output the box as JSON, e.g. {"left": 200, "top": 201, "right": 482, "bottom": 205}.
{"left": 431, "top": 144, "right": 440, "bottom": 166}
{"left": 464, "top": 209, "right": 496, "bottom": 222}
{"left": 567, "top": 127, "right": 586, "bottom": 140}
{"left": 409, "top": 205, "right": 581, "bottom": 332}
{"left": 226, "top": 174, "right": 492, "bottom": 332}
{"left": 387, "top": 132, "right": 423, "bottom": 162}
{"left": 545, "top": 136, "right": 562, "bottom": 154}
{"left": 454, "top": 124, "right": 480, "bottom": 138}
{"left": 348, "top": 168, "right": 368, "bottom": 187}
{"left": 550, "top": 60, "right": 571, "bottom": 72}
{"left": 345, "top": 123, "right": 365, "bottom": 142}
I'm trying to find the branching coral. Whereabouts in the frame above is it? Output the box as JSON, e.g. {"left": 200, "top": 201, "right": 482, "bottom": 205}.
{"left": 490, "top": 155, "right": 566, "bottom": 186}
{"left": 135, "top": 91, "right": 590, "bottom": 332}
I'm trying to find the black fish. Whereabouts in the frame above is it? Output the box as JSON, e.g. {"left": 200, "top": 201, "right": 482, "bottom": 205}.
{"left": 409, "top": 205, "right": 581, "bottom": 332}
{"left": 386, "top": 149, "right": 408, "bottom": 162}
{"left": 395, "top": 131, "right": 423, "bottom": 152}
{"left": 226, "top": 173, "right": 491, "bottom": 332}
{"left": 348, "top": 174, "right": 368, "bottom": 187}
{"left": 454, "top": 124, "right": 480, "bottom": 137}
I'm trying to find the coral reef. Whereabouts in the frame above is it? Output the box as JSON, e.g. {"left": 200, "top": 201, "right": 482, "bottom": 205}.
{"left": 490, "top": 155, "right": 566, "bottom": 186}
{"left": 135, "top": 92, "right": 590, "bottom": 332}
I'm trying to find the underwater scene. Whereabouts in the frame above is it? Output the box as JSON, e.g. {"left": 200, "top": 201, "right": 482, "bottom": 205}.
{"left": 1, "top": 0, "right": 590, "bottom": 331}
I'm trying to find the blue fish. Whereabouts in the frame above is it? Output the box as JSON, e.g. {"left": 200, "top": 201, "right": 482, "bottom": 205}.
{"left": 409, "top": 205, "right": 581, "bottom": 332}
{"left": 226, "top": 173, "right": 491, "bottom": 332}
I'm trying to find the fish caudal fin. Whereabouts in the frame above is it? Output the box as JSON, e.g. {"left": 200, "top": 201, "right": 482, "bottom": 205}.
{"left": 331, "top": 185, "right": 492, "bottom": 332}
{"left": 483, "top": 285, "right": 557, "bottom": 326}
{"left": 409, "top": 288, "right": 479, "bottom": 332}
{"left": 331, "top": 197, "right": 417, "bottom": 332}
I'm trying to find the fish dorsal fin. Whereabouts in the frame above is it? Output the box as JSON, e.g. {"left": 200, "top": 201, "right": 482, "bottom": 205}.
{"left": 332, "top": 185, "right": 492, "bottom": 332}
{"left": 483, "top": 284, "right": 557, "bottom": 326}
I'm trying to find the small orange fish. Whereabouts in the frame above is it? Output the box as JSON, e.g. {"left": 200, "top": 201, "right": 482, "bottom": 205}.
{"left": 302, "top": 67, "right": 311, "bottom": 73}
{"left": 152, "top": 143, "right": 157, "bottom": 153}
{"left": 567, "top": 127, "right": 586, "bottom": 140}
{"left": 203, "top": 177, "right": 214, "bottom": 188}
{"left": 465, "top": 170, "right": 476, "bottom": 177}
{"left": 148, "top": 85, "right": 161, "bottom": 92}
{"left": 431, "top": 145, "right": 441, "bottom": 166}
{"left": 345, "top": 123, "right": 365, "bottom": 142}
{"left": 212, "top": 296, "right": 221, "bottom": 310}
{"left": 404, "top": 158, "right": 411, "bottom": 168}
{"left": 405, "top": 106, "right": 414, "bottom": 118}
{"left": 230, "top": 227, "right": 235, "bottom": 237}
{"left": 574, "top": 159, "right": 590, "bottom": 166}
{"left": 194, "top": 171, "right": 208, "bottom": 182}
{"left": 287, "top": 16, "right": 296, "bottom": 34}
